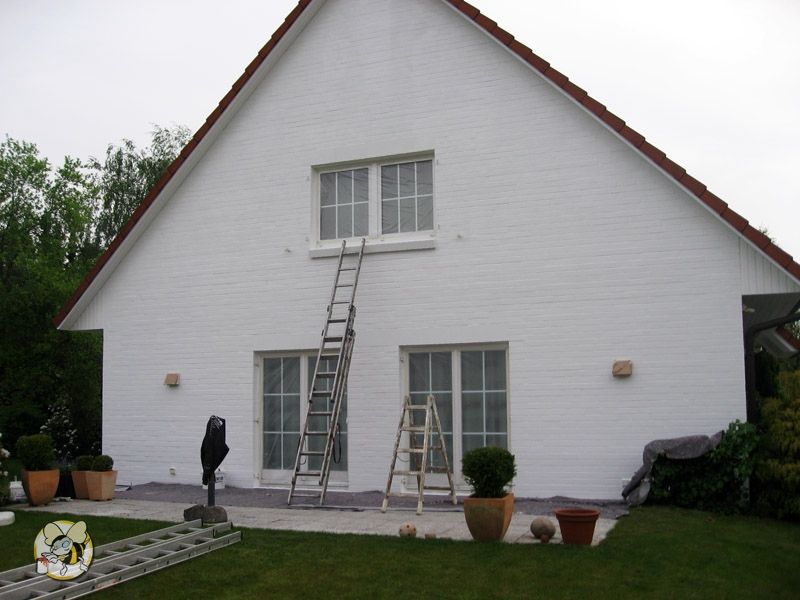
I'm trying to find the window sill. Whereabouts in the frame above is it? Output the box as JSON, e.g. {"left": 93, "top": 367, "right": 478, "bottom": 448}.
{"left": 309, "top": 235, "right": 436, "bottom": 258}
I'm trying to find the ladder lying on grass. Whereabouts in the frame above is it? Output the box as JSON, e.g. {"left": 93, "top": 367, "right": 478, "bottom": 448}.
{"left": 288, "top": 238, "right": 366, "bottom": 506}
{"left": 382, "top": 394, "right": 458, "bottom": 515}
{"left": 0, "top": 520, "right": 240, "bottom": 600}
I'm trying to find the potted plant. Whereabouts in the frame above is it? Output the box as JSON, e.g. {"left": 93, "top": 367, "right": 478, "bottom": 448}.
{"left": 71, "top": 455, "right": 94, "bottom": 499}
{"left": 86, "top": 455, "right": 117, "bottom": 501}
{"left": 461, "top": 446, "right": 517, "bottom": 541}
{"left": 15, "top": 434, "right": 59, "bottom": 506}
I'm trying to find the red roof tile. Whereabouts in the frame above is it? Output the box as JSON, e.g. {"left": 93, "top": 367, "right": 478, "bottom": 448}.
{"left": 53, "top": 0, "right": 800, "bottom": 327}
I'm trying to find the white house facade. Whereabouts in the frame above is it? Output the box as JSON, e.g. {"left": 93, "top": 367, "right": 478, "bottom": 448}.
{"left": 57, "top": 0, "right": 800, "bottom": 499}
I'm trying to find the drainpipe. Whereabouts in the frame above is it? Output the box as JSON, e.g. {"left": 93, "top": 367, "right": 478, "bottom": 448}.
{"left": 744, "top": 308, "right": 800, "bottom": 422}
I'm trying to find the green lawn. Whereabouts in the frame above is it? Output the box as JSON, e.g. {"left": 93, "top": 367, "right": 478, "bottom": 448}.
{"left": 1, "top": 506, "right": 798, "bottom": 599}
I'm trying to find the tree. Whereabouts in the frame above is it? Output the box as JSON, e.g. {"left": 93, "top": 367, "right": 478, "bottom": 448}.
{"left": 0, "top": 125, "right": 189, "bottom": 456}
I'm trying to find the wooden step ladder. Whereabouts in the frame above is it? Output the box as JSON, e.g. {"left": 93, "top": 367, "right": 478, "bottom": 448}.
{"left": 288, "top": 238, "right": 365, "bottom": 506}
{"left": 381, "top": 394, "right": 458, "bottom": 515}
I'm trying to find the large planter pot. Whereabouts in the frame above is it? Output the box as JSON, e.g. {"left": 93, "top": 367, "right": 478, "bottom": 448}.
{"left": 86, "top": 470, "right": 117, "bottom": 501}
{"left": 555, "top": 508, "right": 600, "bottom": 545}
{"left": 21, "top": 469, "right": 60, "bottom": 506}
{"left": 71, "top": 471, "right": 90, "bottom": 499}
{"left": 463, "top": 493, "right": 514, "bottom": 541}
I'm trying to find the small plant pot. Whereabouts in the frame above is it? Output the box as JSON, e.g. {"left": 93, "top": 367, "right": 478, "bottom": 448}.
{"left": 463, "top": 493, "right": 515, "bottom": 541}
{"left": 21, "top": 469, "right": 60, "bottom": 506}
{"left": 86, "top": 470, "right": 118, "bottom": 501}
{"left": 71, "top": 471, "right": 90, "bottom": 499}
{"left": 555, "top": 508, "right": 600, "bottom": 545}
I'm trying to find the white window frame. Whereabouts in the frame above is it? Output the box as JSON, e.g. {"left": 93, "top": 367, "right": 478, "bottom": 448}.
{"left": 400, "top": 343, "right": 510, "bottom": 489}
{"left": 310, "top": 152, "right": 437, "bottom": 257}
{"left": 255, "top": 351, "right": 348, "bottom": 486}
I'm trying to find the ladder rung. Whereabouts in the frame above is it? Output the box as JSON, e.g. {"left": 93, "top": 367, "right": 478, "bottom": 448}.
{"left": 308, "top": 411, "right": 332, "bottom": 416}
{"left": 311, "top": 390, "right": 332, "bottom": 397}
{"left": 339, "top": 267, "right": 357, "bottom": 271}
{"left": 327, "top": 318, "right": 347, "bottom": 323}
{"left": 295, "top": 471, "right": 322, "bottom": 477}
{"left": 316, "top": 372, "right": 336, "bottom": 378}
{"left": 291, "top": 492, "right": 322, "bottom": 498}
{"left": 398, "top": 448, "right": 425, "bottom": 453}
{"left": 331, "top": 301, "right": 350, "bottom": 305}
{"left": 301, "top": 451, "right": 325, "bottom": 456}
{"left": 304, "top": 431, "right": 329, "bottom": 435}
{"left": 424, "top": 485, "right": 457, "bottom": 491}
{"left": 405, "top": 405, "right": 428, "bottom": 411}
{"left": 393, "top": 470, "right": 423, "bottom": 476}
{"left": 324, "top": 336, "right": 343, "bottom": 343}
{"left": 401, "top": 426, "right": 427, "bottom": 432}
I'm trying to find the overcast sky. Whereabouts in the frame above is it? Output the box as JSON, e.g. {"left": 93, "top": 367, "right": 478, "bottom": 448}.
{"left": 2, "top": 0, "right": 798, "bottom": 259}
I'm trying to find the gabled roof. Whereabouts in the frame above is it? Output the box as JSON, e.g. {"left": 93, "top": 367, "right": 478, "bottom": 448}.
{"left": 54, "top": 0, "right": 800, "bottom": 328}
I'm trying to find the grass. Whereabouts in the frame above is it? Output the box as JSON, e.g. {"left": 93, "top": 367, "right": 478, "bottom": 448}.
{"left": 1, "top": 506, "right": 798, "bottom": 599}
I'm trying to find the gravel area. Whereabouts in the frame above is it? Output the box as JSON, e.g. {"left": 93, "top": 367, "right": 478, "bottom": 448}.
{"left": 118, "top": 483, "right": 629, "bottom": 519}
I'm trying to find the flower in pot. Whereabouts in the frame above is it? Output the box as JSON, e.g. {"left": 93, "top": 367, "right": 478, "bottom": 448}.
{"left": 71, "top": 455, "right": 94, "bottom": 499}
{"left": 15, "top": 434, "right": 59, "bottom": 506}
{"left": 461, "top": 446, "right": 517, "bottom": 542}
{"left": 86, "top": 455, "right": 117, "bottom": 501}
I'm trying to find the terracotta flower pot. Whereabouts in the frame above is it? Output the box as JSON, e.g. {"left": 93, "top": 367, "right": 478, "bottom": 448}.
{"left": 463, "top": 493, "right": 514, "bottom": 541}
{"left": 71, "top": 471, "right": 90, "bottom": 499}
{"left": 21, "top": 469, "right": 60, "bottom": 506}
{"left": 555, "top": 508, "right": 600, "bottom": 545}
{"left": 86, "top": 470, "right": 117, "bottom": 501}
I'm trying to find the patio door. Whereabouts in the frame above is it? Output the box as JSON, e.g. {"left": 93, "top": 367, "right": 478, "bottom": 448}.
{"left": 261, "top": 354, "right": 347, "bottom": 484}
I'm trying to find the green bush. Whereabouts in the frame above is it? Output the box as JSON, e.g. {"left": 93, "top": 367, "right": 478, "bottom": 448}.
{"left": 752, "top": 371, "right": 800, "bottom": 520}
{"left": 461, "top": 446, "right": 516, "bottom": 498}
{"left": 75, "top": 455, "right": 94, "bottom": 471}
{"left": 15, "top": 434, "right": 56, "bottom": 471}
{"left": 92, "top": 455, "right": 114, "bottom": 472}
{"left": 649, "top": 420, "right": 759, "bottom": 513}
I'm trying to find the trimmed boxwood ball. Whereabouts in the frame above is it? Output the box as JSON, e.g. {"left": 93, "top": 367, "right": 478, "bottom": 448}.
{"left": 75, "top": 455, "right": 94, "bottom": 471}
{"left": 461, "top": 446, "right": 516, "bottom": 498}
{"left": 92, "top": 455, "right": 114, "bottom": 471}
{"left": 15, "top": 434, "right": 56, "bottom": 471}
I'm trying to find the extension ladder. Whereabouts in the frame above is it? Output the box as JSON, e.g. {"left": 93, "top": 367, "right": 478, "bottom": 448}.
{"left": 381, "top": 394, "right": 458, "bottom": 515}
{"left": 288, "top": 238, "right": 366, "bottom": 506}
{"left": 0, "top": 520, "right": 240, "bottom": 599}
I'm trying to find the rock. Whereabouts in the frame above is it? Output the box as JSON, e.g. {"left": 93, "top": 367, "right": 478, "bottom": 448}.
{"left": 530, "top": 517, "right": 556, "bottom": 543}
{"left": 0, "top": 511, "right": 15, "bottom": 526}
{"left": 183, "top": 504, "right": 228, "bottom": 524}
{"left": 183, "top": 504, "right": 205, "bottom": 521}
{"left": 424, "top": 533, "right": 437, "bottom": 540}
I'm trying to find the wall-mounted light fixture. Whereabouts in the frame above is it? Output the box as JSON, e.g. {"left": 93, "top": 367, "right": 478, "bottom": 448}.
{"left": 164, "top": 373, "right": 180, "bottom": 386}
{"left": 612, "top": 360, "right": 633, "bottom": 378}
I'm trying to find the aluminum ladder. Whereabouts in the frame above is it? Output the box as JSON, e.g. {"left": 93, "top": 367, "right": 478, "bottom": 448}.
{"left": 288, "top": 238, "right": 366, "bottom": 506}
{"left": 381, "top": 394, "right": 458, "bottom": 515}
{"left": 0, "top": 520, "right": 240, "bottom": 599}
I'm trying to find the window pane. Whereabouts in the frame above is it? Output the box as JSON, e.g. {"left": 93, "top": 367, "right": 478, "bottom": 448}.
{"left": 320, "top": 173, "right": 336, "bottom": 206}
{"left": 485, "top": 392, "right": 507, "bottom": 433}
{"left": 399, "top": 197, "right": 416, "bottom": 233}
{"left": 381, "top": 164, "right": 398, "bottom": 199}
{"left": 353, "top": 168, "right": 369, "bottom": 203}
{"left": 382, "top": 200, "right": 398, "bottom": 234}
{"left": 409, "top": 353, "right": 430, "bottom": 392}
{"left": 320, "top": 206, "right": 336, "bottom": 240}
{"left": 462, "top": 391, "right": 484, "bottom": 433}
{"left": 486, "top": 434, "right": 508, "bottom": 450}
{"left": 282, "top": 435, "right": 299, "bottom": 470}
{"left": 282, "top": 357, "right": 300, "bottom": 393}
{"left": 430, "top": 352, "right": 452, "bottom": 391}
{"left": 461, "top": 351, "right": 484, "bottom": 391}
{"left": 264, "top": 395, "right": 281, "bottom": 431}
{"left": 264, "top": 358, "right": 281, "bottom": 394}
{"left": 336, "top": 171, "right": 352, "bottom": 204}
{"left": 462, "top": 433, "right": 483, "bottom": 457}
{"left": 484, "top": 350, "right": 506, "bottom": 390}
{"left": 433, "top": 391, "right": 453, "bottom": 433}
{"left": 283, "top": 394, "right": 300, "bottom": 431}
{"left": 337, "top": 204, "right": 353, "bottom": 238}
{"left": 331, "top": 432, "right": 347, "bottom": 471}
{"left": 417, "top": 160, "right": 433, "bottom": 195}
{"left": 354, "top": 202, "right": 368, "bottom": 236}
{"left": 399, "top": 162, "right": 416, "bottom": 197}
{"left": 264, "top": 433, "right": 281, "bottom": 469}
{"left": 417, "top": 195, "right": 433, "bottom": 231}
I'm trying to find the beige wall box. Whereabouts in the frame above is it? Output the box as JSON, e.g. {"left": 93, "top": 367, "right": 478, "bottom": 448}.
{"left": 612, "top": 360, "right": 633, "bottom": 378}
{"left": 164, "top": 373, "right": 181, "bottom": 386}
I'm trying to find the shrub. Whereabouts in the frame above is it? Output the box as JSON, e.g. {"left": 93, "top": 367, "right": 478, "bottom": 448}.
{"left": 39, "top": 397, "right": 78, "bottom": 462}
{"left": 462, "top": 446, "right": 516, "bottom": 498}
{"left": 92, "top": 455, "right": 114, "bottom": 472}
{"left": 75, "top": 455, "right": 94, "bottom": 471}
{"left": 649, "top": 420, "right": 759, "bottom": 513}
{"left": 15, "top": 434, "right": 56, "bottom": 471}
{"left": 752, "top": 371, "right": 800, "bottom": 520}
{"left": 0, "top": 432, "right": 9, "bottom": 505}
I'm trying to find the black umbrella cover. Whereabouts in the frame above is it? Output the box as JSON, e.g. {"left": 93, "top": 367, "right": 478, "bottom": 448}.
{"left": 201, "top": 415, "right": 229, "bottom": 485}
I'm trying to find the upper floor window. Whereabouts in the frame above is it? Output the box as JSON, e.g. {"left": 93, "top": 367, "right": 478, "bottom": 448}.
{"left": 315, "top": 155, "right": 434, "bottom": 244}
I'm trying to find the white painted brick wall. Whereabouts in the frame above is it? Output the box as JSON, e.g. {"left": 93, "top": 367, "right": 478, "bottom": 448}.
{"left": 69, "top": 0, "right": 798, "bottom": 498}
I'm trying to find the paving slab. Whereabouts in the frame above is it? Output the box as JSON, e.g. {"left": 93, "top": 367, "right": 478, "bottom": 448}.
{"left": 16, "top": 498, "right": 617, "bottom": 545}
